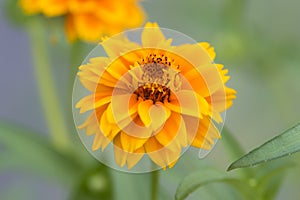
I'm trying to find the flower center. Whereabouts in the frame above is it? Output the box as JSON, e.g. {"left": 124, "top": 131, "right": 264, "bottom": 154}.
{"left": 133, "top": 54, "right": 182, "bottom": 103}
{"left": 134, "top": 82, "right": 171, "bottom": 103}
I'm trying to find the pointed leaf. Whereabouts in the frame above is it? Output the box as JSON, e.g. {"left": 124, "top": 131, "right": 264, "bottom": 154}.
{"left": 228, "top": 123, "right": 300, "bottom": 171}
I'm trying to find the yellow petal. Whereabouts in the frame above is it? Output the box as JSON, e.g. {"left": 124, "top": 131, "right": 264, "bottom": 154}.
{"left": 208, "top": 87, "right": 236, "bottom": 113}
{"left": 120, "top": 132, "right": 148, "bottom": 153}
{"left": 102, "top": 34, "right": 140, "bottom": 60}
{"left": 199, "top": 42, "right": 216, "bottom": 60}
{"left": 40, "top": 0, "right": 68, "bottom": 17}
{"left": 141, "top": 22, "right": 166, "bottom": 48}
{"left": 150, "top": 102, "right": 171, "bottom": 132}
{"left": 113, "top": 134, "right": 145, "bottom": 169}
{"left": 19, "top": 0, "right": 41, "bottom": 15}
{"left": 145, "top": 137, "right": 181, "bottom": 169}
{"left": 173, "top": 43, "right": 211, "bottom": 70}
{"left": 138, "top": 100, "right": 153, "bottom": 127}
{"left": 76, "top": 94, "right": 111, "bottom": 113}
{"left": 100, "top": 109, "right": 120, "bottom": 140}
{"left": 92, "top": 130, "right": 110, "bottom": 151}
{"left": 78, "top": 106, "right": 107, "bottom": 136}
{"left": 216, "top": 64, "right": 230, "bottom": 83}
{"left": 126, "top": 146, "right": 145, "bottom": 169}
{"left": 113, "top": 134, "right": 127, "bottom": 167}
{"left": 80, "top": 57, "right": 110, "bottom": 76}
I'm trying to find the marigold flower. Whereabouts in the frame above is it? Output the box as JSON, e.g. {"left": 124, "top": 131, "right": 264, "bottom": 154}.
{"left": 74, "top": 22, "right": 236, "bottom": 171}
{"left": 19, "top": 0, "right": 145, "bottom": 42}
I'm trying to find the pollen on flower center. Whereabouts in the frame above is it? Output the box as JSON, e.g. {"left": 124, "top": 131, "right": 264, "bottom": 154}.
{"left": 133, "top": 54, "right": 182, "bottom": 103}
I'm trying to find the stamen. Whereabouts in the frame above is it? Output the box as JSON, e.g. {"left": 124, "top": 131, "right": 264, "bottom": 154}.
{"left": 133, "top": 53, "right": 182, "bottom": 103}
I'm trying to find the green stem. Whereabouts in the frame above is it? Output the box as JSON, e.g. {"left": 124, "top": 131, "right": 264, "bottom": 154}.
{"left": 150, "top": 170, "right": 159, "bottom": 200}
{"left": 222, "top": 127, "right": 254, "bottom": 179}
{"left": 27, "top": 17, "right": 70, "bottom": 153}
{"left": 67, "top": 41, "right": 83, "bottom": 134}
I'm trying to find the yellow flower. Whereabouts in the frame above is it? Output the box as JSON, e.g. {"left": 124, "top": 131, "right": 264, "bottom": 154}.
{"left": 19, "top": 0, "right": 145, "bottom": 42}
{"left": 75, "top": 22, "right": 236, "bottom": 170}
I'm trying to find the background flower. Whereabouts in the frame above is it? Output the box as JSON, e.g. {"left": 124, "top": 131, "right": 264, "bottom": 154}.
{"left": 19, "top": 0, "right": 145, "bottom": 42}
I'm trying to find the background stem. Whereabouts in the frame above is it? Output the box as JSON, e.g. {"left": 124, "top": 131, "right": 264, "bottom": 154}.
{"left": 27, "top": 17, "right": 70, "bottom": 153}
{"left": 222, "top": 127, "right": 254, "bottom": 179}
{"left": 151, "top": 170, "right": 159, "bottom": 200}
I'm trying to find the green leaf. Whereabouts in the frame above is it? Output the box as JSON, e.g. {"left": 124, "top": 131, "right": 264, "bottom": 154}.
{"left": 0, "top": 121, "right": 80, "bottom": 184}
{"left": 257, "top": 161, "right": 295, "bottom": 200}
{"left": 228, "top": 123, "right": 300, "bottom": 171}
{"left": 175, "top": 168, "right": 253, "bottom": 200}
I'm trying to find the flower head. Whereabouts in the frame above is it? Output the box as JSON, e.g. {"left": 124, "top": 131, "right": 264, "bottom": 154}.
{"left": 74, "top": 22, "right": 236, "bottom": 171}
{"left": 19, "top": 0, "right": 145, "bottom": 42}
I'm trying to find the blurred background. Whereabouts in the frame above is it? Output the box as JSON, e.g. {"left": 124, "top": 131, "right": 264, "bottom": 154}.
{"left": 1, "top": 0, "right": 300, "bottom": 199}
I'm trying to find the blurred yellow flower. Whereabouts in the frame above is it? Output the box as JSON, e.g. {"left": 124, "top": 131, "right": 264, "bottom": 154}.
{"left": 19, "top": 0, "right": 145, "bottom": 42}
{"left": 75, "top": 22, "right": 236, "bottom": 170}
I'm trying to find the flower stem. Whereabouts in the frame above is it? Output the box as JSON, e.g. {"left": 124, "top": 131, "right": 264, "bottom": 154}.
{"left": 150, "top": 170, "right": 159, "bottom": 200}
{"left": 27, "top": 17, "right": 70, "bottom": 153}
{"left": 222, "top": 127, "right": 254, "bottom": 179}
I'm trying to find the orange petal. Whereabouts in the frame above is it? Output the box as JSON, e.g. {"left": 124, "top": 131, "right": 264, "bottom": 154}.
{"left": 190, "top": 117, "right": 221, "bottom": 149}
{"left": 154, "top": 111, "right": 187, "bottom": 152}
{"left": 72, "top": 13, "right": 104, "bottom": 42}
{"left": 105, "top": 58, "right": 131, "bottom": 80}
{"left": 165, "top": 90, "right": 210, "bottom": 118}
{"left": 65, "top": 14, "right": 77, "bottom": 42}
